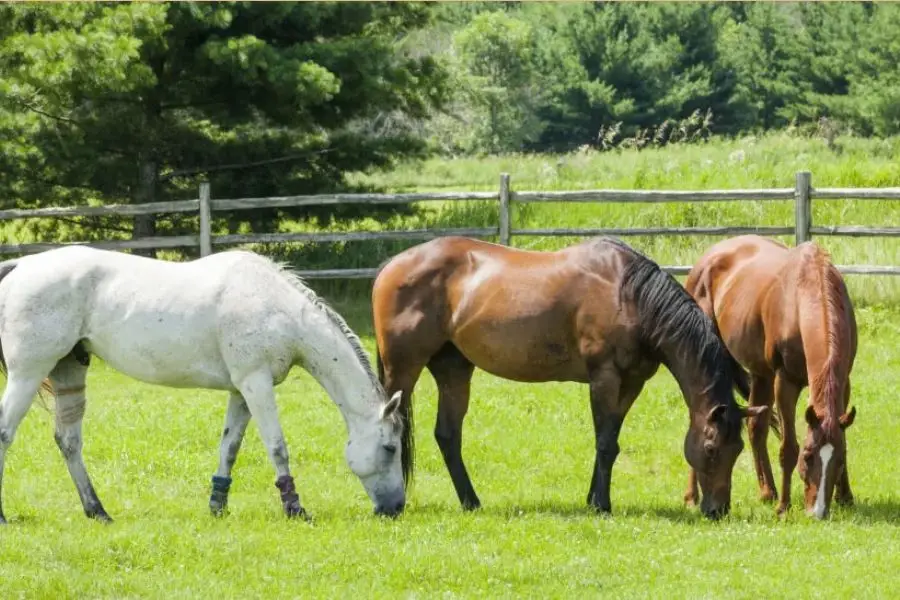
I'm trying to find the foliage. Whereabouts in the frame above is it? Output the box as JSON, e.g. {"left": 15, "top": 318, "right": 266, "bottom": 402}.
{"left": 0, "top": 2, "right": 449, "bottom": 248}
{"left": 420, "top": 2, "right": 900, "bottom": 153}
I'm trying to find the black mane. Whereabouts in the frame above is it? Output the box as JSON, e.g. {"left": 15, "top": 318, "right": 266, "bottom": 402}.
{"left": 599, "top": 238, "right": 741, "bottom": 429}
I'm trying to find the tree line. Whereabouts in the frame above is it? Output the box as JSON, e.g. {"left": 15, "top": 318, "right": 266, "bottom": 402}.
{"left": 0, "top": 2, "right": 897, "bottom": 246}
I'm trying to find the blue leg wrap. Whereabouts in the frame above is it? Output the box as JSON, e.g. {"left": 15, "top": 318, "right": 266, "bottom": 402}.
{"left": 209, "top": 475, "right": 233, "bottom": 514}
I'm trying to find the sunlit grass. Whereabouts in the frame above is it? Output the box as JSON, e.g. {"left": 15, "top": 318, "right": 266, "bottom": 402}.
{"left": 0, "top": 305, "right": 898, "bottom": 597}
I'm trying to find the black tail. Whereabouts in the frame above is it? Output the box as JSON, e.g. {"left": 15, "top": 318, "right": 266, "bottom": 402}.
{"left": 376, "top": 342, "right": 414, "bottom": 488}
{"left": 0, "top": 260, "right": 20, "bottom": 378}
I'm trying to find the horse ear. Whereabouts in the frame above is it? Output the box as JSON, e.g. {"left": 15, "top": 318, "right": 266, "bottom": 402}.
{"left": 805, "top": 405, "right": 821, "bottom": 428}
{"left": 705, "top": 404, "right": 728, "bottom": 425}
{"left": 839, "top": 405, "right": 857, "bottom": 430}
{"left": 740, "top": 405, "right": 768, "bottom": 420}
{"left": 381, "top": 390, "right": 402, "bottom": 420}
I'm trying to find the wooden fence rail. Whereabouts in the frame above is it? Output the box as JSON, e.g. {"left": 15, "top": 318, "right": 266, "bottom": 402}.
{"left": 2, "top": 170, "right": 900, "bottom": 277}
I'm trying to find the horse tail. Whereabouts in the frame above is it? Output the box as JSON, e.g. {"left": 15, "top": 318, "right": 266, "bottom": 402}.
{"left": 0, "top": 259, "right": 20, "bottom": 378}
{"left": 797, "top": 245, "right": 853, "bottom": 437}
{"left": 376, "top": 340, "right": 414, "bottom": 488}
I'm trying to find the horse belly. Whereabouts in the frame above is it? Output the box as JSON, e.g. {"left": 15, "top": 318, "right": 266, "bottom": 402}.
{"left": 452, "top": 326, "right": 588, "bottom": 383}
{"left": 85, "top": 329, "right": 232, "bottom": 390}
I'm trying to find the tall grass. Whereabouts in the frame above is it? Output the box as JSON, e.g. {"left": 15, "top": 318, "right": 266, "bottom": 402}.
{"left": 338, "top": 132, "right": 900, "bottom": 305}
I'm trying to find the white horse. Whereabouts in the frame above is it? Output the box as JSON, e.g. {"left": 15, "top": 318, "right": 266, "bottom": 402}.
{"left": 0, "top": 245, "right": 405, "bottom": 523}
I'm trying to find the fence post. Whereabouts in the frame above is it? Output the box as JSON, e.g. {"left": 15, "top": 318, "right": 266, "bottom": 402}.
{"left": 499, "top": 172, "right": 511, "bottom": 246}
{"left": 794, "top": 170, "right": 811, "bottom": 245}
{"left": 199, "top": 182, "right": 212, "bottom": 257}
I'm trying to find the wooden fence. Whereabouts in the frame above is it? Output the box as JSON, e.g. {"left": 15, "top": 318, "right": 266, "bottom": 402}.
{"left": 2, "top": 170, "right": 900, "bottom": 277}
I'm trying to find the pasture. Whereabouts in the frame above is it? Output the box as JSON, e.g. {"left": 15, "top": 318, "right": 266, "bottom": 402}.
{"left": 2, "top": 133, "right": 900, "bottom": 597}
{"left": 0, "top": 300, "right": 898, "bottom": 598}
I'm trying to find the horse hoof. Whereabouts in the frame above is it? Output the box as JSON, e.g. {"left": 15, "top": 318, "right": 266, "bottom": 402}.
{"left": 0, "top": 515, "right": 6, "bottom": 525}
{"left": 776, "top": 503, "right": 790, "bottom": 517}
{"left": 461, "top": 500, "right": 481, "bottom": 512}
{"left": 759, "top": 490, "right": 777, "bottom": 504}
{"left": 284, "top": 502, "right": 310, "bottom": 521}
{"left": 836, "top": 495, "right": 854, "bottom": 508}
{"left": 88, "top": 510, "right": 114, "bottom": 524}
{"left": 210, "top": 503, "right": 228, "bottom": 518}
{"left": 683, "top": 494, "right": 698, "bottom": 507}
{"left": 588, "top": 502, "right": 612, "bottom": 515}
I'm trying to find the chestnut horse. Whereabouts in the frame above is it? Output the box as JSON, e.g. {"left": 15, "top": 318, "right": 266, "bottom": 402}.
{"left": 372, "top": 236, "right": 763, "bottom": 518}
{"left": 683, "top": 235, "right": 857, "bottom": 519}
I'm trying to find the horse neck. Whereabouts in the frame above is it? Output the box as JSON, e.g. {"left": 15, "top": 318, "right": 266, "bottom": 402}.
{"left": 299, "top": 313, "right": 382, "bottom": 428}
{"left": 655, "top": 336, "right": 730, "bottom": 415}
{"left": 797, "top": 260, "right": 852, "bottom": 438}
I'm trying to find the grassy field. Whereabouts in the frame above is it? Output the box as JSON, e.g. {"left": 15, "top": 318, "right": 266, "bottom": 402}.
{"left": 297, "top": 132, "right": 900, "bottom": 304}
{"left": 2, "top": 133, "right": 900, "bottom": 597}
{"left": 0, "top": 300, "right": 898, "bottom": 598}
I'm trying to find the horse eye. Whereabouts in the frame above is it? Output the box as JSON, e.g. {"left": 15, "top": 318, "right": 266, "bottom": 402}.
{"left": 383, "top": 443, "right": 397, "bottom": 454}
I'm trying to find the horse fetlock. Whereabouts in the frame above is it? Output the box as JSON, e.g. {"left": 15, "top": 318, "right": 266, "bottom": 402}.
{"left": 85, "top": 504, "right": 112, "bottom": 523}
{"left": 53, "top": 431, "right": 81, "bottom": 459}
{"left": 461, "top": 496, "right": 481, "bottom": 511}
{"left": 588, "top": 492, "right": 612, "bottom": 513}
{"left": 275, "top": 474, "right": 305, "bottom": 518}
{"left": 209, "top": 475, "right": 232, "bottom": 516}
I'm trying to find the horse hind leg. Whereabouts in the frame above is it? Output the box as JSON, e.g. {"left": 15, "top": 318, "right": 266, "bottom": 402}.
{"left": 49, "top": 354, "right": 111, "bottom": 522}
{"left": 209, "top": 391, "right": 252, "bottom": 516}
{"left": 427, "top": 343, "right": 479, "bottom": 510}
{"left": 0, "top": 368, "right": 55, "bottom": 524}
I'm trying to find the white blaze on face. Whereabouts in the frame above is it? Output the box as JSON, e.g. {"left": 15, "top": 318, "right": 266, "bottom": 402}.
{"left": 812, "top": 443, "right": 835, "bottom": 519}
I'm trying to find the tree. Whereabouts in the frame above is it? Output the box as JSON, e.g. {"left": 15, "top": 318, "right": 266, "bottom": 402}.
{"left": 716, "top": 3, "right": 812, "bottom": 130}
{"left": 829, "top": 3, "right": 900, "bottom": 136}
{"left": 0, "top": 2, "right": 448, "bottom": 252}
{"left": 451, "top": 10, "right": 544, "bottom": 153}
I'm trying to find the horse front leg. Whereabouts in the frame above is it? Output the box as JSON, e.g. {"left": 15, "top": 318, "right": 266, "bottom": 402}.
{"left": 234, "top": 371, "right": 306, "bottom": 519}
{"left": 835, "top": 380, "right": 855, "bottom": 507}
{"left": 427, "top": 345, "right": 479, "bottom": 511}
{"left": 774, "top": 374, "right": 801, "bottom": 515}
{"left": 586, "top": 365, "right": 624, "bottom": 513}
{"left": 209, "top": 392, "right": 252, "bottom": 516}
{"left": 50, "top": 355, "right": 111, "bottom": 522}
{"left": 747, "top": 374, "right": 777, "bottom": 502}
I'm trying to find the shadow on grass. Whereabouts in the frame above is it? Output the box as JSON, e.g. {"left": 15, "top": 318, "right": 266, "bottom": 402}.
{"left": 843, "top": 497, "right": 900, "bottom": 526}
{"left": 406, "top": 499, "right": 710, "bottom": 523}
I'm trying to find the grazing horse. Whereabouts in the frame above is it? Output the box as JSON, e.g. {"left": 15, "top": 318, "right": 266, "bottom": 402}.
{"left": 372, "top": 236, "right": 763, "bottom": 518}
{"left": 0, "top": 246, "right": 405, "bottom": 523}
{"left": 683, "top": 235, "right": 857, "bottom": 519}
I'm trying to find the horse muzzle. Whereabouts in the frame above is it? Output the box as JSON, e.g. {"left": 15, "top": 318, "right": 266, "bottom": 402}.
{"left": 373, "top": 492, "right": 406, "bottom": 518}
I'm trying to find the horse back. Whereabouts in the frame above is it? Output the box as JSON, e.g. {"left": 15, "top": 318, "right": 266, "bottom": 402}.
{"left": 686, "top": 235, "right": 795, "bottom": 373}
{"left": 373, "top": 237, "right": 641, "bottom": 383}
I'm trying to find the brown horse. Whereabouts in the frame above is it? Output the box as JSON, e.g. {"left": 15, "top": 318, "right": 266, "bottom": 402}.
{"left": 372, "top": 236, "right": 764, "bottom": 518}
{"left": 683, "top": 235, "right": 857, "bottom": 519}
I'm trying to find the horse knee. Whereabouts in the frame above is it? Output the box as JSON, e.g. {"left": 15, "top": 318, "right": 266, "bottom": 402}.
{"left": 54, "top": 430, "right": 81, "bottom": 459}
{"left": 434, "top": 422, "right": 460, "bottom": 450}
{"left": 596, "top": 438, "right": 620, "bottom": 464}
{"left": 748, "top": 415, "right": 769, "bottom": 441}
{"left": 780, "top": 441, "right": 799, "bottom": 467}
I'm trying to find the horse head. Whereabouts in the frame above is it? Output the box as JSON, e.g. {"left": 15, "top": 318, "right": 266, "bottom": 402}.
{"left": 344, "top": 390, "right": 406, "bottom": 517}
{"left": 798, "top": 405, "right": 856, "bottom": 519}
{"left": 685, "top": 402, "right": 767, "bottom": 519}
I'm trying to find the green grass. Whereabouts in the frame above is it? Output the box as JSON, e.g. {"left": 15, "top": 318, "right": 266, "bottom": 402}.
{"left": 1, "top": 303, "right": 898, "bottom": 598}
